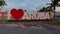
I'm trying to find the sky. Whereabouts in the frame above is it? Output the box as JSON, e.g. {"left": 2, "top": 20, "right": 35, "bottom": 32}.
{"left": 1, "top": 0, "right": 52, "bottom": 12}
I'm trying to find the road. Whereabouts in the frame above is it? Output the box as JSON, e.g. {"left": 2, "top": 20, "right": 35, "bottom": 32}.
{"left": 0, "top": 21, "right": 60, "bottom": 34}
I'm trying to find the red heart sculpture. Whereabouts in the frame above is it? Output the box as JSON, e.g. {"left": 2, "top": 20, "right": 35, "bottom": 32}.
{"left": 10, "top": 8, "right": 24, "bottom": 20}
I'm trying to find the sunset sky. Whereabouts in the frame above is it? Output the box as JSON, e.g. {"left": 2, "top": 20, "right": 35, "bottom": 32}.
{"left": 1, "top": 0, "right": 60, "bottom": 12}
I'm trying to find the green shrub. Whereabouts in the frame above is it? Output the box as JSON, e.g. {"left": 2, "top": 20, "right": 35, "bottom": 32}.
{"left": 24, "top": 23, "right": 34, "bottom": 26}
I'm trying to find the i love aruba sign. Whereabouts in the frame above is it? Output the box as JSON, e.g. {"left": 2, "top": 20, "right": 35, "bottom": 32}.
{"left": 9, "top": 8, "right": 54, "bottom": 20}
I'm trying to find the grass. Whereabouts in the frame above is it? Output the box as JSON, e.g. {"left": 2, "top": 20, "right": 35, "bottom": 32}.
{"left": 24, "top": 23, "right": 36, "bottom": 27}
{"left": 0, "top": 16, "right": 7, "bottom": 20}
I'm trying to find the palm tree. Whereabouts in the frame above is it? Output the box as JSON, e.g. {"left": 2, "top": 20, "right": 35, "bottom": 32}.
{"left": 0, "top": 0, "right": 7, "bottom": 10}
{"left": 47, "top": 0, "right": 60, "bottom": 20}
{"left": 38, "top": 0, "right": 60, "bottom": 20}
{"left": 52, "top": 0, "right": 58, "bottom": 10}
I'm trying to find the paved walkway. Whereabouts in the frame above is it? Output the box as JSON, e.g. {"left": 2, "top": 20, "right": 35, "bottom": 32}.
{"left": 0, "top": 25, "right": 60, "bottom": 34}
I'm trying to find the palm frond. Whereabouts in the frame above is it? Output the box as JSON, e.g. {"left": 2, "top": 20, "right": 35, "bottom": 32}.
{"left": 0, "top": 0, "right": 7, "bottom": 9}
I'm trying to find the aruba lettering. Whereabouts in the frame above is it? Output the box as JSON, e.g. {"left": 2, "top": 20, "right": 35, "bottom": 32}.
{"left": 22, "top": 12, "right": 51, "bottom": 20}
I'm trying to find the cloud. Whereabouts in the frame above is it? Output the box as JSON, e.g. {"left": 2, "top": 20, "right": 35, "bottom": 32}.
{"left": 34, "top": 4, "right": 39, "bottom": 7}
{"left": 30, "top": 7, "right": 37, "bottom": 11}
{"left": 19, "top": 3, "right": 27, "bottom": 7}
{"left": 3, "top": 0, "right": 51, "bottom": 12}
{"left": 24, "top": 0, "right": 29, "bottom": 3}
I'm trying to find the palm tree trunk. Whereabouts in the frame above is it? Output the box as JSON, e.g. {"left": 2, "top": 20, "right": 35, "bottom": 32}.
{"left": 49, "top": 12, "right": 51, "bottom": 20}
{"left": 53, "top": 6, "right": 55, "bottom": 20}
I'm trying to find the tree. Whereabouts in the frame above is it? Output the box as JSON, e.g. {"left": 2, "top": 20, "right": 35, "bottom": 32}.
{"left": 0, "top": 0, "right": 7, "bottom": 10}
{"left": 38, "top": 7, "right": 46, "bottom": 12}
{"left": 47, "top": 0, "right": 59, "bottom": 11}
{"left": 46, "top": 0, "right": 60, "bottom": 20}
{"left": 38, "top": 0, "right": 60, "bottom": 20}
{"left": 52, "top": 0, "right": 58, "bottom": 10}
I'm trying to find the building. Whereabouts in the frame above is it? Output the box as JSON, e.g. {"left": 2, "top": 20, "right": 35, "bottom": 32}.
{"left": 0, "top": 12, "right": 2, "bottom": 16}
